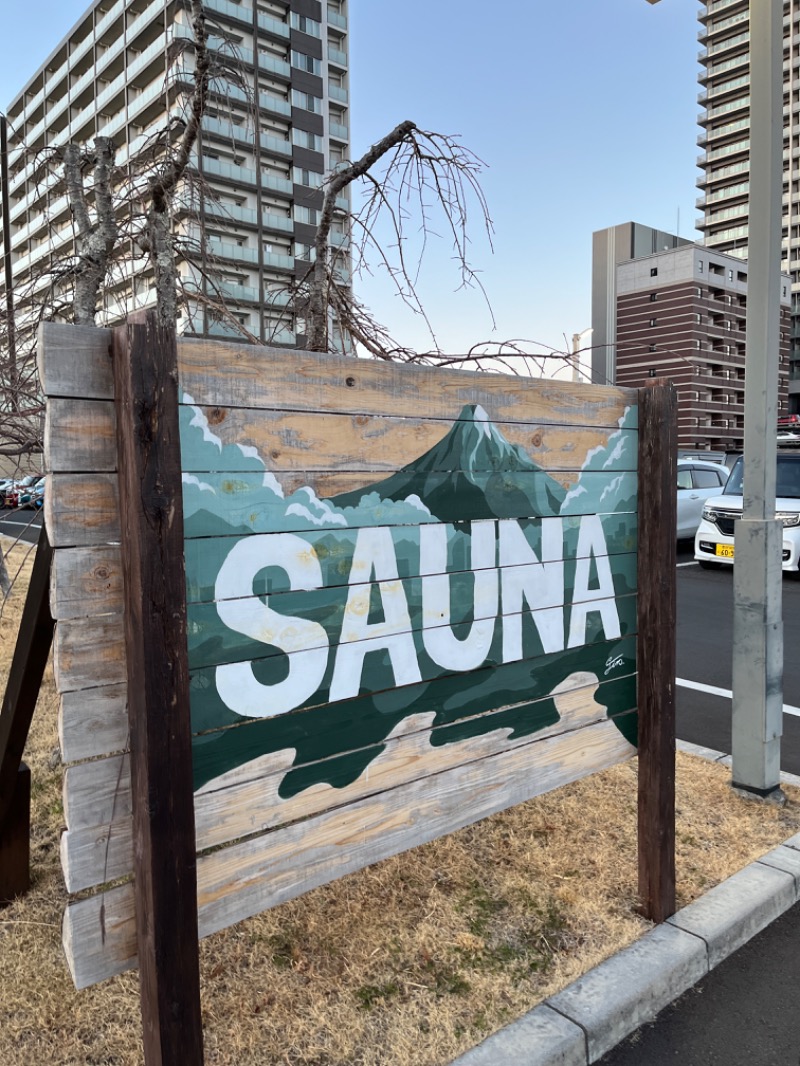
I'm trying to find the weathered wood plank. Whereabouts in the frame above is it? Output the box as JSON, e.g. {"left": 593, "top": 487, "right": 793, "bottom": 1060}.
{"left": 48, "top": 515, "right": 637, "bottom": 620}
{"left": 177, "top": 339, "right": 638, "bottom": 427}
{"left": 46, "top": 474, "right": 119, "bottom": 548}
{"left": 53, "top": 575, "right": 636, "bottom": 696}
{"left": 59, "top": 684, "right": 128, "bottom": 765}
{"left": 61, "top": 674, "right": 637, "bottom": 893}
{"left": 0, "top": 527, "right": 54, "bottom": 830}
{"left": 46, "top": 470, "right": 637, "bottom": 548}
{"left": 45, "top": 398, "right": 116, "bottom": 473}
{"left": 50, "top": 545, "right": 123, "bottom": 620}
{"left": 62, "top": 712, "right": 637, "bottom": 988}
{"left": 112, "top": 315, "right": 203, "bottom": 1063}
{"left": 54, "top": 616, "right": 125, "bottom": 693}
{"left": 178, "top": 403, "right": 638, "bottom": 474}
{"left": 37, "top": 322, "right": 113, "bottom": 400}
{"left": 637, "top": 383, "right": 677, "bottom": 924}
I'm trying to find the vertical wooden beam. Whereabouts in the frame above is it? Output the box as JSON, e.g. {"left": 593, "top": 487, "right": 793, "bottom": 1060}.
{"left": 637, "top": 381, "right": 677, "bottom": 924}
{"left": 0, "top": 764, "right": 30, "bottom": 903}
{"left": 0, "top": 524, "right": 54, "bottom": 902}
{"left": 112, "top": 313, "right": 204, "bottom": 1065}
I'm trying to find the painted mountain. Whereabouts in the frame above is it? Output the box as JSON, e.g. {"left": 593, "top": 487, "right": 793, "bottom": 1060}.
{"left": 332, "top": 404, "right": 567, "bottom": 521}
{"left": 181, "top": 397, "right": 638, "bottom": 795}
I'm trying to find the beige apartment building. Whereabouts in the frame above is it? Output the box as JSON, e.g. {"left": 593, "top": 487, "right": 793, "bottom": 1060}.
{"left": 0, "top": 0, "right": 351, "bottom": 347}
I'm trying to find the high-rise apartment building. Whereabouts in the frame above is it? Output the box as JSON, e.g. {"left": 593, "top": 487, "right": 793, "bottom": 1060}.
{"left": 696, "top": 0, "right": 799, "bottom": 408}
{"left": 1, "top": 0, "right": 350, "bottom": 348}
{"left": 592, "top": 221, "right": 791, "bottom": 452}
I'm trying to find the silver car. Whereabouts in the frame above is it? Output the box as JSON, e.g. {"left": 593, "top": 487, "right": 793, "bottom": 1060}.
{"left": 677, "top": 459, "right": 730, "bottom": 539}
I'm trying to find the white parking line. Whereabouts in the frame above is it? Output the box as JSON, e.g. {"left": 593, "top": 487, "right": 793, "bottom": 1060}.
{"left": 677, "top": 561, "right": 698, "bottom": 567}
{"left": 677, "top": 677, "right": 800, "bottom": 718}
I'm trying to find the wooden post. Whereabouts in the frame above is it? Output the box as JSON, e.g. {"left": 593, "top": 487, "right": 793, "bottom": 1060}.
{"left": 637, "top": 381, "right": 677, "bottom": 923}
{"left": 112, "top": 313, "right": 204, "bottom": 1065}
{"left": 0, "top": 764, "right": 30, "bottom": 902}
{"left": 0, "top": 524, "right": 54, "bottom": 902}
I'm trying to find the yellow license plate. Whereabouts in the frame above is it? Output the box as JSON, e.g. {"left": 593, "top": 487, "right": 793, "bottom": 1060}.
{"left": 715, "top": 544, "right": 735, "bottom": 559}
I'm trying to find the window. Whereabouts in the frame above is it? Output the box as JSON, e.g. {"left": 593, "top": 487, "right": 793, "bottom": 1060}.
{"left": 293, "top": 166, "right": 323, "bottom": 187}
{"left": 290, "top": 12, "right": 322, "bottom": 36}
{"left": 293, "top": 128, "right": 322, "bottom": 151}
{"left": 729, "top": 269, "right": 734, "bottom": 281}
{"left": 677, "top": 468, "right": 693, "bottom": 490}
{"left": 649, "top": 343, "right": 657, "bottom": 352}
{"left": 292, "top": 89, "right": 321, "bottom": 112}
{"left": 649, "top": 292, "right": 658, "bottom": 302}
{"left": 650, "top": 267, "right": 658, "bottom": 277}
{"left": 649, "top": 317, "right": 657, "bottom": 327}
{"left": 694, "top": 469, "right": 726, "bottom": 489}
{"left": 294, "top": 204, "right": 319, "bottom": 226}
{"left": 699, "top": 261, "right": 704, "bottom": 273}
{"left": 291, "top": 50, "right": 321, "bottom": 74}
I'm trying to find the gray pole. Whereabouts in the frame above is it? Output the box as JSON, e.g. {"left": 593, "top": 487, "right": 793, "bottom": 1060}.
{"left": 0, "top": 114, "right": 16, "bottom": 403}
{"left": 731, "top": 0, "right": 784, "bottom": 796}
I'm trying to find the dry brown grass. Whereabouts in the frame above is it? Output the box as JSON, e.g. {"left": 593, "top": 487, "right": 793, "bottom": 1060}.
{"left": 3, "top": 539, "right": 800, "bottom": 1065}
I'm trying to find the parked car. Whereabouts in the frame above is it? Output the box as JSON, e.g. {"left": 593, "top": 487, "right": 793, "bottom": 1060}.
{"left": 6, "top": 474, "right": 43, "bottom": 508}
{"left": 695, "top": 450, "right": 800, "bottom": 572}
{"left": 18, "top": 476, "right": 45, "bottom": 508}
{"left": 677, "top": 459, "right": 730, "bottom": 539}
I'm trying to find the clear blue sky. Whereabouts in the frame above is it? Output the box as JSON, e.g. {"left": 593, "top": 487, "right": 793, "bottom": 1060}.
{"left": 0, "top": 0, "right": 702, "bottom": 356}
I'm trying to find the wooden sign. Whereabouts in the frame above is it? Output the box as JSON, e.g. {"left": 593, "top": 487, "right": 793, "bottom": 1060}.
{"left": 36, "top": 320, "right": 673, "bottom": 1006}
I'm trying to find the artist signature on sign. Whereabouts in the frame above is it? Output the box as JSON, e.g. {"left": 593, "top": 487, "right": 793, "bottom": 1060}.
{"left": 604, "top": 653, "right": 625, "bottom": 676}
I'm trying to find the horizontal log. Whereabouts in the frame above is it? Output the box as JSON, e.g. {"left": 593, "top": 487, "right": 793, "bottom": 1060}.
{"left": 45, "top": 474, "right": 120, "bottom": 548}
{"left": 54, "top": 616, "right": 125, "bottom": 694}
{"left": 62, "top": 712, "right": 637, "bottom": 988}
{"left": 177, "top": 339, "right": 638, "bottom": 428}
{"left": 45, "top": 398, "right": 116, "bottom": 473}
{"left": 60, "top": 675, "right": 637, "bottom": 893}
{"left": 50, "top": 545, "right": 123, "bottom": 620}
{"left": 37, "top": 323, "right": 113, "bottom": 400}
{"left": 59, "top": 684, "right": 128, "bottom": 765}
{"left": 178, "top": 403, "right": 637, "bottom": 474}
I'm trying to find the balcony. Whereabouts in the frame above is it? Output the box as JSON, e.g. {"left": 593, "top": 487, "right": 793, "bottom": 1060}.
{"left": 207, "top": 239, "right": 259, "bottom": 264}
{"left": 327, "top": 10, "right": 347, "bottom": 30}
{"left": 330, "top": 121, "right": 349, "bottom": 142}
{"left": 201, "top": 157, "right": 258, "bottom": 186}
{"left": 259, "top": 92, "right": 291, "bottom": 117}
{"left": 260, "top": 132, "right": 292, "bottom": 156}
{"left": 328, "top": 46, "right": 347, "bottom": 68}
{"left": 263, "top": 213, "right": 294, "bottom": 233}
{"left": 257, "top": 12, "right": 290, "bottom": 38}
{"left": 262, "top": 173, "right": 293, "bottom": 196}
{"left": 205, "top": 0, "right": 254, "bottom": 24}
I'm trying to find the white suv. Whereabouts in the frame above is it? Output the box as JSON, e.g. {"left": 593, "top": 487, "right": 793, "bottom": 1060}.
{"left": 694, "top": 451, "right": 800, "bottom": 571}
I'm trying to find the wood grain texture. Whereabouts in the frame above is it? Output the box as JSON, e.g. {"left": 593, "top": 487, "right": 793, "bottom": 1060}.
{"left": 45, "top": 473, "right": 119, "bottom": 548}
{"left": 53, "top": 616, "right": 125, "bottom": 693}
{"left": 37, "top": 322, "right": 113, "bottom": 400}
{"left": 177, "top": 339, "right": 638, "bottom": 427}
{"left": 179, "top": 404, "right": 638, "bottom": 474}
{"left": 62, "top": 711, "right": 637, "bottom": 988}
{"left": 59, "top": 684, "right": 128, "bottom": 764}
{"left": 45, "top": 398, "right": 116, "bottom": 473}
{"left": 112, "top": 316, "right": 203, "bottom": 1063}
{"left": 50, "top": 545, "right": 123, "bottom": 620}
{"left": 637, "top": 382, "right": 677, "bottom": 924}
{"left": 60, "top": 672, "right": 637, "bottom": 892}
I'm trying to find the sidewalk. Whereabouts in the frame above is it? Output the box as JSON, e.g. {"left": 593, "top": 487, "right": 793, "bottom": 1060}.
{"left": 449, "top": 741, "right": 800, "bottom": 1066}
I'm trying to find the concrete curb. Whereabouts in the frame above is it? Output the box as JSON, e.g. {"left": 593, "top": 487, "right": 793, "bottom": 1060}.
{"left": 449, "top": 741, "right": 800, "bottom": 1066}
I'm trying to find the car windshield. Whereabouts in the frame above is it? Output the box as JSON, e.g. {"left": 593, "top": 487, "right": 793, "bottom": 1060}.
{"left": 723, "top": 455, "right": 800, "bottom": 499}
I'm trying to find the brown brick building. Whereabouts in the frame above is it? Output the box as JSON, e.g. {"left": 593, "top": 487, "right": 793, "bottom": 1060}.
{"left": 592, "top": 224, "right": 790, "bottom": 452}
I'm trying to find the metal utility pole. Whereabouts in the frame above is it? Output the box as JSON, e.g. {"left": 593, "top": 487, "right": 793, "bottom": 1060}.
{"left": 644, "top": 0, "right": 784, "bottom": 795}
{"left": 731, "top": 0, "right": 784, "bottom": 797}
{"left": 0, "top": 114, "right": 16, "bottom": 402}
